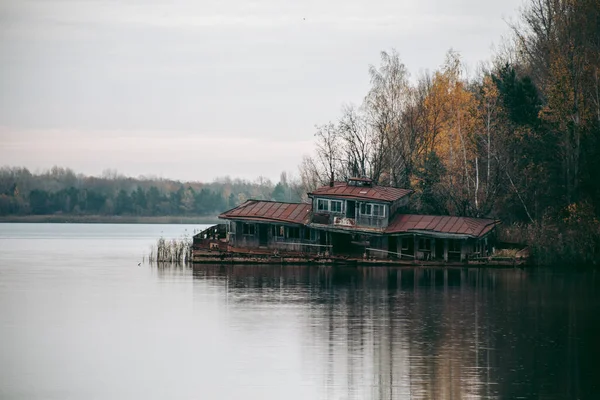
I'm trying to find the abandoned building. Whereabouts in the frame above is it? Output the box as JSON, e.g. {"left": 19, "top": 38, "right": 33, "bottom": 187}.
{"left": 216, "top": 177, "right": 500, "bottom": 262}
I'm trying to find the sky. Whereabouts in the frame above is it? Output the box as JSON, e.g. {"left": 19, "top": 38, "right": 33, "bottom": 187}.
{"left": 0, "top": 0, "right": 523, "bottom": 183}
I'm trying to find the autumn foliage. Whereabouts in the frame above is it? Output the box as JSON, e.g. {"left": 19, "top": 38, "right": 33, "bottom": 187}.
{"left": 302, "top": 0, "right": 600, "bottom": 265}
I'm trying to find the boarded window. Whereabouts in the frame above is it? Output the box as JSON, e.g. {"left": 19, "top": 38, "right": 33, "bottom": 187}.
{"left": 242, "top": 223, "right": 255, "bottom": 235}
{"left": 287, "top": 227, "right": 300, "bottom": 239}
{"left": 331, "top": 200, "right": 342, "bottom": 213}
{"left": 317, "top": 199, "right": 329, "bottom": 211}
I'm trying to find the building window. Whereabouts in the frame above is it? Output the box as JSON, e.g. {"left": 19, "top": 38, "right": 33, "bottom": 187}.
{"left": 372, "top": 204, "right": 385, "bottom": 217}
{"left": 401, "top": 238, "right": 410, "bottom": 251}
{"left": 331, "top": 200, "right": 342, "bottom": 213}
{"left": 449, "top": 239, "right": 461, "bottom": 252}
{"left": 287, "top": 227, "right": 300, "bottom": 239}
{"left": 272, "top": 225, "right": 284, "bottom": 237}
{"left": 360, "top": 203, "right": 372, "bottom": 215}
{"left": 317, "top": 199, "right": 329, "bottom": 211}
{"left": 418, "top": 238, "right": 431, "bottom": 251}
{"left": 303, "top": 228, "right": 311, "bottom": 240}
{"left": 242, "top": 223, "right": 255, "bottom": 235}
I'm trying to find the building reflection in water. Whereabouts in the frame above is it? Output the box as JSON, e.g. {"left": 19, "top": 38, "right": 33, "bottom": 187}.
{"left": 180, "top": 264, "right": 597, "bottom": 400}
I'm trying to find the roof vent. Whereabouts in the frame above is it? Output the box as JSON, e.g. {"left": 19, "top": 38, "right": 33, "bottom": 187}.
{"left": 359, "top": 191, "right": 368, "bottom": 194}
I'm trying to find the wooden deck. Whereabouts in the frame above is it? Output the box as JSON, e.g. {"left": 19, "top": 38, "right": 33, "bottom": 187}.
{"left": 192, "top": 247, "right": 528, "bottom": 268}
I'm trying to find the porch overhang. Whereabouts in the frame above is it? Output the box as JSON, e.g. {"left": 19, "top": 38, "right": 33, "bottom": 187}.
{"left": 307, "top": 223, "right": 385, "bottom": 236}
{"left": 387, "top": 229, "right": 496, "bottom": 240}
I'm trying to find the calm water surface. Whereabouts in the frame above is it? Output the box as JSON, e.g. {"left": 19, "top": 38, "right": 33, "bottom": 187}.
{"left": 0, "top": 223, "right": 598, "bottom": 399}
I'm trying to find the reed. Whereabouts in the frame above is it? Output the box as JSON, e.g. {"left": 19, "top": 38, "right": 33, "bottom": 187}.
{"left": 149, "top": 233, "right": 193, "bottom": 264}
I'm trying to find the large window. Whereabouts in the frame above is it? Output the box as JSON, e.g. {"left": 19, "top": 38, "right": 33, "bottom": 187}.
{"left": 359, "top": 203, "right": 386, "bottom": 217}
{"left": 331, "top": 200, "right": 342, "bottom": 213}
{"left": 317, "top": 199, "right": 329, "bottom": 211}
{"left": 359, "top": 203, "right": 372, "bottom": 215}
{"left": 372, "top": 204, "right": 385, "bottom": 217}
{"left": 242, "top": 223, "right": 255, "bottom": 235}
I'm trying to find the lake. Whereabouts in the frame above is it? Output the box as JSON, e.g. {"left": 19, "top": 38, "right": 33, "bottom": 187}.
{"left": 0, "top": 223, "right": 598, "bottom": 399}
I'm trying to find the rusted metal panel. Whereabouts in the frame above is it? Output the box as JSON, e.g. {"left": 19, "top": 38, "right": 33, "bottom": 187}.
{"left": 414, "top": 215, "right": 434, "bottom": 230}
{"left": 438, "top": 217, "right": 455, "bottom": 232}
{"left": 308, "top": 182, "right": 412, "bottom": 202}
{"left": 386, "top": 214, "right": 500, "bottom": 238}
{"left": 219, "top": 200, "right": 311, "bottom": 225}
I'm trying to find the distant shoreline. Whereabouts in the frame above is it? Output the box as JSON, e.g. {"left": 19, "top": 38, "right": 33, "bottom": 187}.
{"left": 0, "top": 215, "right": 219, "bottom": 224}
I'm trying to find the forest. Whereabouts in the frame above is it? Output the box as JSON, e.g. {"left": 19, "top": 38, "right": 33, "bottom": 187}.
{"left": 0, "top": 167, "right": 303, "bottom": 218}
{"left": 299, "top": 0, "right": 600, "bottom": 265}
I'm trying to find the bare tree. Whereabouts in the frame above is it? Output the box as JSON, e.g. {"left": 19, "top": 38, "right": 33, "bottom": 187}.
{"left": 365, "top": 49, "right": 412, "bottom": 186}
{"left": 338, "top": 104, "right": 372, "bottom": 178}
{"left": 314, "top": 122, "right": 343, "bottom": 186}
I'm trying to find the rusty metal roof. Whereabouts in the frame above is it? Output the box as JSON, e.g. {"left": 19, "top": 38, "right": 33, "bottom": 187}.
{"left": 309, "top": 182, "right": 412, "bottom": 202}
{"left": 386, "top": 214, "right": 500, "bottom": 238}
{"left": 219, "top": 200, "right": 312, "bottom": 225}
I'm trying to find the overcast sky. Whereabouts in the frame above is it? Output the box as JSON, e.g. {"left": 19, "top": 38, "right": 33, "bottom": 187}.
{"left": 0, "top": 0, "right": 523, "bottom": 183}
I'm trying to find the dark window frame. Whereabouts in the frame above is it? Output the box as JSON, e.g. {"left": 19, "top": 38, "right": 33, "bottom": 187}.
{"left": 287, "top": 226, "right": 300, "bottom": 239}
{"left": 272, "top": 225, "right": 284, "bottom": 237}
{"left": 401, "top": 238, "right": 410, "bottom": 251}
{"left": 303, "top": 228, "right": 311, "bottom": 240}
{"left": 317, "top": 199, "right": 329, "bottom": 211}
{"left": 242, "top": 223, "right": 255, "bottom": 235}
{"left": 372, "top": 204, "right": 385, "bottom": 217}
{"left": 449, "top": 239, "right": 461, "bottom": 252}
{"left": 418, "top": 238, "right": 431, "bottom": 251}
{"left": 360, "top": 203, "right": 372, "bottom": 215}
{"left": 330, "top": 200, "right": 342, "bottom": 213}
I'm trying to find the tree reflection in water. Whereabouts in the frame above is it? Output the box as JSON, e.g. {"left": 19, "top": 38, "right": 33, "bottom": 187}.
{"left": 186, "top": 264, "right": 598, "bottom": 400}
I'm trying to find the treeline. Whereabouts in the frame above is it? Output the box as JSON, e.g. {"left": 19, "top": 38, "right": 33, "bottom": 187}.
{"left": 301, "top": 0, "right": 600, "bottom": 265}
{"left": 0, "top": 167, "right": 303, "bottom": 217}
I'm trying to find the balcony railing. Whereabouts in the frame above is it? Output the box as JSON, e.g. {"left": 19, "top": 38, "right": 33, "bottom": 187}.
{"left": 356, "top": 215, "right": 387, "bottom": 228}
{"left": 331, "top": 215, "right": 387, "bottom": 229}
